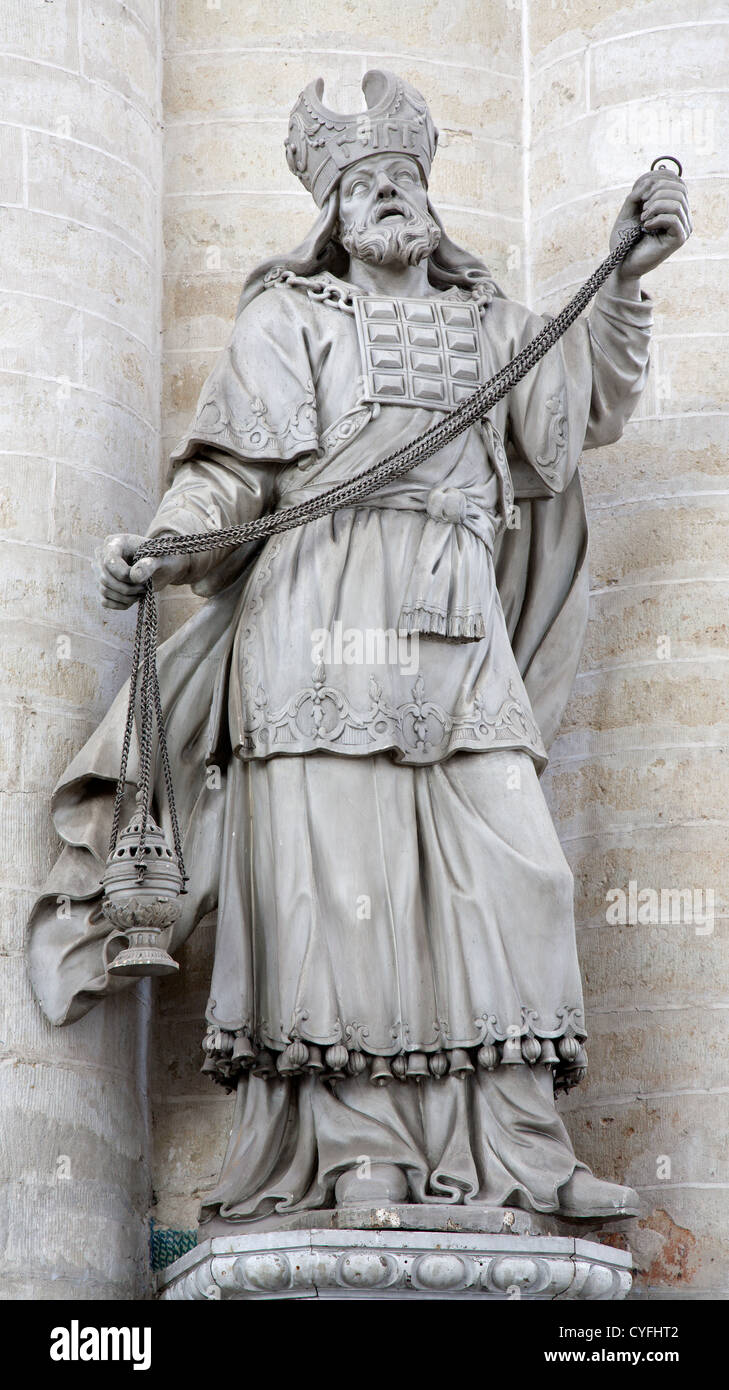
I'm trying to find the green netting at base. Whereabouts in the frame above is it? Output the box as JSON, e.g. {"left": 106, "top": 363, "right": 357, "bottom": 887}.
{"left": 150, "top": 1221, "right": 197, "bottom": 1271}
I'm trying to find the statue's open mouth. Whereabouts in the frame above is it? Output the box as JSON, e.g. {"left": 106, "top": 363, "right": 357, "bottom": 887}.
{"left": 375, "top": 202, "right": 408, "bottom": 222}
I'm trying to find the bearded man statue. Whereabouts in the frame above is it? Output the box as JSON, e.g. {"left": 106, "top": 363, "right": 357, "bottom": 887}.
{"left": 28, "top": 71, "right": 691, "bottom": 1227}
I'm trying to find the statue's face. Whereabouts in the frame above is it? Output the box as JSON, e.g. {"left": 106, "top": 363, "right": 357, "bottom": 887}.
{"left": 337, "top": 152, "right": 441, "bottom": 268}
{"left": 339, "top": 153, "right": 428, "bottom": 228}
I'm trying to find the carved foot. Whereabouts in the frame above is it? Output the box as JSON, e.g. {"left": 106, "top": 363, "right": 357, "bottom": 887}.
{"left": 334, "top": 1163, "right": 409, "bottom": 1206}
{"left": 558, "top": 1169, "right": 640, "bottom": 1219}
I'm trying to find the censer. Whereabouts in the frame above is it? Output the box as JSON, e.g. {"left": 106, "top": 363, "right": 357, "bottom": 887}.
{"left": 102, "top": 796, "right": 182, "bottom": 976}
{"left": 101, "top": 582, "right": 185, "bottom": 977}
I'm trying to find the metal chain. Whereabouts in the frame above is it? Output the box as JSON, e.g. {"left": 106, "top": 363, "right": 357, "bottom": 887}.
{"left": 107, "top": 221, "right": 644, "bottom": 882}
{"left": 107, "top": 586, "right": 146, "bottom": 857}
{"left": 134, "top": 585, "right": 156, "bottom": 877}
{"left": 148, "top": 595, "right": 187, "bottom": 875}
{"left": 108, "top": 583, "right": 187, "bottom": 884}
{"left": 264, "top": 267, "right": 356, "bottom": 313}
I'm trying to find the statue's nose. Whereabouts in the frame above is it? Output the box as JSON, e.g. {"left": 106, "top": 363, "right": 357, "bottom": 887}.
{"left": 375, "top": 176, "right": 398, "bottom": 199}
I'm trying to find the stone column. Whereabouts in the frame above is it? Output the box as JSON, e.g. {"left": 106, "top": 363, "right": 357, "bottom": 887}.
{"left": 530, "top": 3, "right": 729, "bottom": 1297}
{"left": 0, "top": 0, "right": 163, "bottom": 1298}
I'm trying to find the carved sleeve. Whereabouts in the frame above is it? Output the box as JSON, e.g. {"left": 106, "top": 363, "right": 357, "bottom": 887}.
{"left": 501, "top": 302, "right": 592, "bottom": 495}
{"left": 583, "top": 286, "right": 653, "bottom": 448}
{"left": 499, "top": 285, "right": 652, "bottom": 494}
{"left": 145, "top": 446, "right": 276, "bottom": 592}
{"left": 147, "top": 285, "right": 321, "bottom": 589}
{"left": 170, "top": 286, "right": 319, "bottom": 466}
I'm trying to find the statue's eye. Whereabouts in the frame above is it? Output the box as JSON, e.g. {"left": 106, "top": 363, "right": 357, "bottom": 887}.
{"left": 347, "top": 179, "right": 368, "bottom": 196}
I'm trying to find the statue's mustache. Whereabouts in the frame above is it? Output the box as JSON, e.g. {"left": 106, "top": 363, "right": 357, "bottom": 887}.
{"left": 337, "top": 205, "right": 442, "bottom": 266}
{"left": 371, "top": 199, "right": 412, "bottom": 224}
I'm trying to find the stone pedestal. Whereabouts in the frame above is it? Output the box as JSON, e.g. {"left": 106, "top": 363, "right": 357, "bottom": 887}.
{"left": 158, "top": 1208, "right": 632, "bottom": 1301}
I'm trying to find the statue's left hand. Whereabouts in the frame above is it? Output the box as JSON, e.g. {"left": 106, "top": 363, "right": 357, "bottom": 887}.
{"left": 610, "top": 169, "right": 692, "bottom": 281}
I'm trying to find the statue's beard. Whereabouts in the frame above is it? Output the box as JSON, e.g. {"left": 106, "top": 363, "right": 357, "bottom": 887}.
{"left": 338, "top": 207, "right": 441, "bottom": 268}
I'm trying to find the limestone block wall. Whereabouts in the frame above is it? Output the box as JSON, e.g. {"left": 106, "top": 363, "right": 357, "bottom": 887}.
{"left": 531, "top": 2, "right": 729, "bottom": 1297}
{"left": 0, "top": 0, "right": 163, "bottom": 1298}
{"left": 152, "top": 0, "right": 527, "bottom": 1233}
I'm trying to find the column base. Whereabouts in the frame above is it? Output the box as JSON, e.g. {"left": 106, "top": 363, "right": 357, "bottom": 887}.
{"left": 158, "top": 1209, "right": 632, "bottom": 1300}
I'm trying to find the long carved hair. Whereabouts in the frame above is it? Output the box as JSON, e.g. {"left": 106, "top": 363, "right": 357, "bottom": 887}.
{"left": 236, "top": 191, "right": 503, "bottom": 318}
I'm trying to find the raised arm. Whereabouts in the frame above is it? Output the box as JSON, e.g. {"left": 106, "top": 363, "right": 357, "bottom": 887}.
{"left": 585, "top": 167, "right": 691, "bottom": 447}
{"left": 503, "top": 167, "right": 690, "bottom": 491}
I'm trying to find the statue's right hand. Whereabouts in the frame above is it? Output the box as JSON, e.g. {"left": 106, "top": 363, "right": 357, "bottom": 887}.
{"left": 96, "top": 534, "right": 188, "bottom": 609}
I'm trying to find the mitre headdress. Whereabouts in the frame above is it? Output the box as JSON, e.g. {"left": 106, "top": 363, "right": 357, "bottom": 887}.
{"left": 285, "top": 69, "right": 439, "bottom": 207}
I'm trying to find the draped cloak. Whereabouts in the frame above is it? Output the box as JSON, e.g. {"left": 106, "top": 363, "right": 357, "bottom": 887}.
{"left": 27, "top": 271, "right": 653, "bottom": 1061}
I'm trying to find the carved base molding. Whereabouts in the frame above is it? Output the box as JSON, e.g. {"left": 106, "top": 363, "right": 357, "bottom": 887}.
{"left": 158, "top": 1226, "right": 632, "bottom": 1301}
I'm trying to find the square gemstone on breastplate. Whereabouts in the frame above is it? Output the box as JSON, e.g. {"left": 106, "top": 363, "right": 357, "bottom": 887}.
{"left": 372, "top": 372, "right": 407, "bottom": 396}
{"left": 367, "top": 322, "right": 402, "bottom": 345}
{"left": 441, "top": 305, "right": 475, "bottom": 327}
{"left": 413, "top": 377, "right": 446, "bottom": 401}
{"left": 450, "top": 357, "right": 479, "bottom": 381}
{"left": 409, "top": 350, "right": 443, "bottom": 375}
{"left": 402, "top": 302, "right": 436, "bottom": 323}
{"left": 446, "top": 329, "right": 478, "bottom": 353}
{"left": 407, "top": 325, "right": 440, "bottom": 348}
{"left": 364, "top": 300, "right": 398, "bottom": 320}
{"left": 371, "top": 347, "right": 404, "bottom": 370}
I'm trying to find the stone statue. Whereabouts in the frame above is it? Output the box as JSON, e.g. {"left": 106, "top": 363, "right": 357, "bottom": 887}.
{"left": 28, "top": 72, "right": 691, "bottom": 1230}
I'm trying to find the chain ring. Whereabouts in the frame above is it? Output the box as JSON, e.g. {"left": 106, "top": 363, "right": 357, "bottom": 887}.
{"left": 650, "top": 155, "right": 683, "bottom": 178}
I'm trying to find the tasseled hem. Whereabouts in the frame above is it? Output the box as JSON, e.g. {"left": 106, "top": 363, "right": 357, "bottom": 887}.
{"left": 398, "top": 605, "right": 486, "bottom": 642}
{"left": 201, "top": 1028, "right": 588, "bottom": 1095}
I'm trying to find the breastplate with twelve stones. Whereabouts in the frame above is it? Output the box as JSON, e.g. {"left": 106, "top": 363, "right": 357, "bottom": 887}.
{"left": 353, "top": 295, "right": 487, "bottom": 410}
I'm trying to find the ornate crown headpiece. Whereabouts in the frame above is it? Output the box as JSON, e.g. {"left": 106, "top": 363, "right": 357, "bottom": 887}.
{"left": 285, "top": 69, "right": 439, "bottom": 207}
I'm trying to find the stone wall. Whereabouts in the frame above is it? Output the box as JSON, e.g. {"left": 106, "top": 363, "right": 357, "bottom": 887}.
{"left": 0, "top": 0, "right": 163, "bottom": 1299}
{"left": 531, "top": 2, "right": 729, "bottom": 1298}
